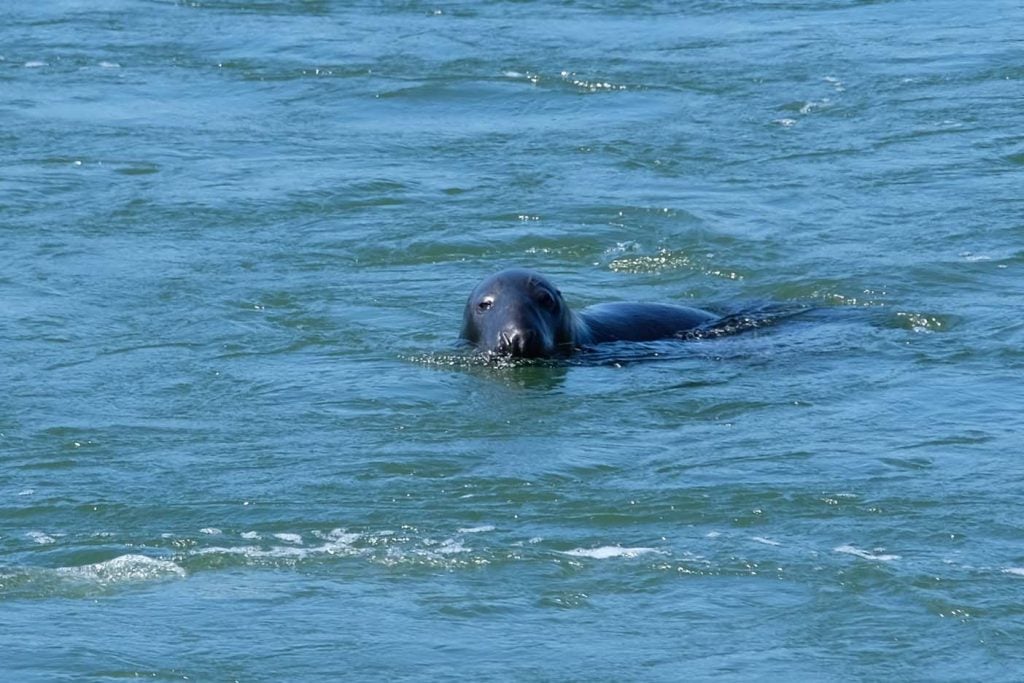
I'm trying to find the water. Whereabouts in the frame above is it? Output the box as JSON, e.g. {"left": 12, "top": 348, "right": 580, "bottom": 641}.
{"left": 2, "top": 0, "right": 1023, "bottom": 680}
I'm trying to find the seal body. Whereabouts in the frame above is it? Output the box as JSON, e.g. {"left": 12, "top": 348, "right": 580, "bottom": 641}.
{"left": 460, "top": 268, "right": 717, "bottom": 358}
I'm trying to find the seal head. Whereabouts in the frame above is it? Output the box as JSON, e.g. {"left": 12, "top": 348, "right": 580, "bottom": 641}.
{"left": 460, "top": 268, "right": 582, "bottom": 358}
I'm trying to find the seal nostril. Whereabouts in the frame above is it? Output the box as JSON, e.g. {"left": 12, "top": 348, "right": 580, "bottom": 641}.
{"left": 503, "top": 329, "right": 537, "bottom": 357}
{"left": 496, "top": 331, "right": 513, "bottom": 354}
{"left": 510, "top": 332, "right": 524, "bottom": 355}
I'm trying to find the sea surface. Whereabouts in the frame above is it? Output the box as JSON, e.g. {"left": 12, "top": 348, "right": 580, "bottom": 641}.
{"left": 3, "top": 0, "right": 1023, "bottom": 680}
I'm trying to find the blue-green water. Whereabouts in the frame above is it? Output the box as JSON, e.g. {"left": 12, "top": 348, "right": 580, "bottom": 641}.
{"left": 3, "top": 1, "right": 1024, "bottom": 680}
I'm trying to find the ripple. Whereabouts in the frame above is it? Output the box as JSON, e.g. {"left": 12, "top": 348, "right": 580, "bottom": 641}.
{"left": 607, "top": 247, "right": 743, "bottom": 280}
{"left": 892, "top": 311, "right": 953, "bottom": 333}
{"left": 26, "top": 531, "right": 56, "bottom": 545}
{"left": 833, "top": 544, "right": 900, "bottom": 562}
{"left": 559, "top": 70, "right": 628, "bottom": 93}
{"left": 561, "top": 546, "right": 661, "bottom": 560}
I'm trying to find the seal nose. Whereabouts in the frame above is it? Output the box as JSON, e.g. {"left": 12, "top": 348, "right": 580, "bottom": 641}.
{"left": 498, "top": 329, "right": 537, "bottom": 357}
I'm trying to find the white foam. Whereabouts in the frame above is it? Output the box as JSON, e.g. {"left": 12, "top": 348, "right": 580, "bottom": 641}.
{"left": 24, "top": 61, "right": 47, "bottom": 68}
{"left": 824, "top": 76, "right": 845, "bottom": 92}
{"left": 751, "top": 536, "right": 781, "bottom": 547}
{"left": 57, "top": 554, "right": 186, "bottom": 583}
{"left": 192, "top": 530, "right": 360, "bottom": 561}
{"left": 240, "top": 531, "right": 261, "bottom": 540}
{"left": 200, "top": 527, "right": 222, "bottom": 535}
{"left": 834, "top": 544, "right": 900, "bottom": 562}
{"left": 27, "top": 531, "right": 55, "bottom": 545}
{"left": 457, "top": 525, "right": 495, "bottom": 534}
{"left": 99, "top": 61, "right": 120, "bottom": 68}
{"left": 799, "top": 98, "right": 831, "bottom": 114}
{"left": 1003, "top": 567, "right": 1024, "bottom": 577}
{"left": 562, "top": 545, "right": 659, "bottom": 560}
{"left": 436, "top": 539, "right": 469, "bottom": 554}
{"left": 322, "top": 529, "right": 360, "bottom": 544}
{"left": 960, "top": 251, "right": 993, "bottom": 262}
{"left": 194, "top": 544, "right": 264, "bottom": 557}
{"left": 504, "top": 70, "right": 539, "bottom": 84}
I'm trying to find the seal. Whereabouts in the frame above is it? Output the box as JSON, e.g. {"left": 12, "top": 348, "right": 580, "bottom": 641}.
{"left": 460, "top": 268, "right": 718, "bottom": 358}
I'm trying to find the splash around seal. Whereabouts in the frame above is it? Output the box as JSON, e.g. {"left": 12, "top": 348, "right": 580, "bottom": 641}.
{"left": 459, "top": 268, "right": 719, "bottom": 358}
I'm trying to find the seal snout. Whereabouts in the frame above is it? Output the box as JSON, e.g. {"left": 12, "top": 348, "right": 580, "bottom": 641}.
{"left": 496, "top": 327, "right": 542, "bottom": 358}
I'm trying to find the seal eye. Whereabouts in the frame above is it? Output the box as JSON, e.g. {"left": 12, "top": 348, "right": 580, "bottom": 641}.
{"left": 477, "top": 297, "right": 493, "bottom": 312}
